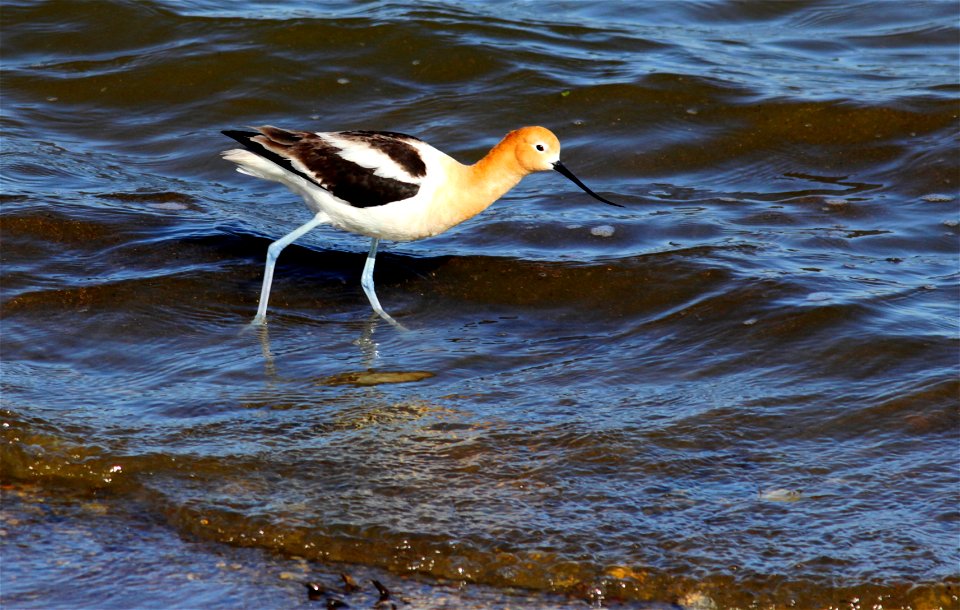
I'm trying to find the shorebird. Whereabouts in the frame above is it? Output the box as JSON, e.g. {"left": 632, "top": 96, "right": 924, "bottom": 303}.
{"left": 222, "top": 126, "right": 621, "bottom": 326}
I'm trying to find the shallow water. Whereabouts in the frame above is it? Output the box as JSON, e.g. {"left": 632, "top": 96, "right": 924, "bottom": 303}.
{"left": 2, "top": 1, "right": 959, "bottom": 608}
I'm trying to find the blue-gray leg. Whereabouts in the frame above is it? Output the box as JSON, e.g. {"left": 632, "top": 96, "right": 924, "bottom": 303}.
{"left": 360, "top": 237, "right": 405, "bottom": 329}
{"left": 252, "top": 213, "right": 328, "bottom": 325}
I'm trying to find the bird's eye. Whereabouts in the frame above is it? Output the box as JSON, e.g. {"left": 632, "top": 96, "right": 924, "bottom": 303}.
{"left": 535, "top": 144, "right": 545, "bottom": 152}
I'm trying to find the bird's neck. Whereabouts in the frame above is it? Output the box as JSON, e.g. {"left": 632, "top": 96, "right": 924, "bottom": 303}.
{"left": 427, "top": 138, "right": 529, "bottom": 235}
{"left": 461, "top": 139, "right": 527, "bottom": 212}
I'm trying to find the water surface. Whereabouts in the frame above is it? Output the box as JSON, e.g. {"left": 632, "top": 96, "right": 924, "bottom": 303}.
{"left": 2, "top": 1, "right": 959, "bottom": 608}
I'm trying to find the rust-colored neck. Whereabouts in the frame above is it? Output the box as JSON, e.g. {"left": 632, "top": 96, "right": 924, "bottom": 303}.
{"left": 426, "top": 132, "right": 532, "bottom": 235}
{"left": 463, "top": 133, "right": 527, "bottom": 210}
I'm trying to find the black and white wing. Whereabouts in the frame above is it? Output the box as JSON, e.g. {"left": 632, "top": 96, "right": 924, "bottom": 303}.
{"left": 222, "top": 126, "right": 428, "bottom": 208}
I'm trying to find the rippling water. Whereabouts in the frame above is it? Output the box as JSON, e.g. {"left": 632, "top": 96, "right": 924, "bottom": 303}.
{"left": 2, "top": 1, "right": 959, "bottom": 608}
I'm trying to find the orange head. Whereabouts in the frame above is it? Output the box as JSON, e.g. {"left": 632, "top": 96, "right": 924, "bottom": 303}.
{"left": 509, "top": 126, "right": 562, "bottom": 172}
{"left": 506, "top": 126, "right": 623, "bottom": 207}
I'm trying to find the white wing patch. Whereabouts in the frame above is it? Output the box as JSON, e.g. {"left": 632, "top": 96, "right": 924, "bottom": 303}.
{"left": 319, "top": 133, "right": 423, "bottom": 183}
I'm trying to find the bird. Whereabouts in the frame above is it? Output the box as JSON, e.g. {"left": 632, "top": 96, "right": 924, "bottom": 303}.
{"left": 221, "top": 125, "right": 621, "bottom": 327}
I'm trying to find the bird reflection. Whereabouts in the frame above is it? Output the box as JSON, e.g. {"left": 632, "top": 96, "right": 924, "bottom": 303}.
{"left": 353, "top": 312, "right": 389, "bottom": 365}
{"left": 250, "top": 312, "right": 393, "bottom": 378}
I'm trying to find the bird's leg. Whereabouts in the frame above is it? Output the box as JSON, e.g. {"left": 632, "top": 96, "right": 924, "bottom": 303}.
{"left": 252, "top": 213, "right": 327, "bottom": 325}
{"left": 360, "top": 237, "right": 405, "bottom": 329}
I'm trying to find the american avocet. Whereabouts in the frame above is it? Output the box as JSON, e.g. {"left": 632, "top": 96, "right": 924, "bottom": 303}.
{"left": 222, "top": 126, "right": 621, "bottom": 326}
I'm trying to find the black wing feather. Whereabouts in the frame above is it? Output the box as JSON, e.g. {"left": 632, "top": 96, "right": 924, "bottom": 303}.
{"left": 222, "top": 127, "right": 422, "bottom": 208}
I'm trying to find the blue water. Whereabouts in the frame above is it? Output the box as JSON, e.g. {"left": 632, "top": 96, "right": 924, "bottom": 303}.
{"left": 2, "top": 1, "right": 958, "bottom": 608}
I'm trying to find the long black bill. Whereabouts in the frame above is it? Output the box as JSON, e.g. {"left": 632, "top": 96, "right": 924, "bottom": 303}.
{"left": 553, "top": 161, "right": 623, "bottom": 208}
